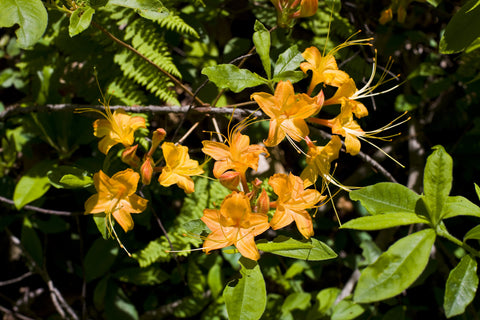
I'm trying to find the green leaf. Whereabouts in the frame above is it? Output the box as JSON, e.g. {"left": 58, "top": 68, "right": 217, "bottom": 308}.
{"left": 272, "top": 71, "right": 306, "bottom": 84}
{"left": 85, "top": 0, "right": 109, "bottom": 8}
{"left": 311, "top": 287, "right": 341, "bottom": 316}
{"left": 201, "top": 64, "right": 267, "bottom": 92}
{"left": 105, "top": 282, "right": 139, "bottom": 320}
{"left": 84, "top": 238, "right": 119, "bottom": 282}
{"left": 253, "top": 20, "right": 271, "bottom": 79}
{"left": 439, "top": 0, "right": 480, "bottom": 53}
{"left": 207, "top": 257, "right": 224, "bottom": 299}
{"left": 223, "top": 258, "right": 266, "bottom": 320}
{"left": 93, "top": 214, "right": 108, "bottom": 240}
{"left": 13, "top": 160, "right": 56, "bottom": 209}
{"left": 349, "top": 182, "right": 420, "bottom": 215}
{"left": 341, "top": 212, "right": 429, "bottom": 230}
{"left": 331, "top": 299, "right": 365, "bottom": 320}
{"left": 188, "top": 259, "right": 206, "bottom": 298}
{"left": 256, "top": 235, "right": 337, "bottom": 261}
{"left": 464, "top": 224, "right": 480, "bottom": 242}
{"left": 354, "top": 229, "right": 436, "bottom": 303}
{"left": 47, "top": 165, "right": 93, "bottom": 189}
{"left": 113, "top": 265, "right": 169, "bottom": 285}
{"left": 444, "top": 255, "right": 478, "bottom": 318}
{"left": 423, "top": 146, "right": 453, "bottom": 224}
{"left": 0, "top": 0, "right": 48, "bottom": 48}
{"left": 441, "top": 196, "right": 480, "bottom": 220}
{"left": 281, "top": 292, "right": 311, "bottom": 314}
{"left": 69, "top": 6, "right": 95, "bottom": 37}
{"left": 274, "top": 45, "right": 304, "bottom": 76}
{"left": 475, "top": 183, "right": 480, "bottom": 201}
{"left": 109, "top": 0, "right": 164, "bottom": 11}
{"left": 21, "top": 217, "right": 43, "bottom": 266}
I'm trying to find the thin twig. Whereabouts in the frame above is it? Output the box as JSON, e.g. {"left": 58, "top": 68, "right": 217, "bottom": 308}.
{"left": 0, "top": 304, "right": 36, "bottom": 320}
{"left": 0, "top": 196, "right": 81, "bottom": 216}
{"left": 0, "top": 271, "right": 34, "bottom": 287}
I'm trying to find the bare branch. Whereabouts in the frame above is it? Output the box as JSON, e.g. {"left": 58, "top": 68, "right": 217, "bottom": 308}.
{"left": 0, "top": 196, "right": 81, "bottom": 216}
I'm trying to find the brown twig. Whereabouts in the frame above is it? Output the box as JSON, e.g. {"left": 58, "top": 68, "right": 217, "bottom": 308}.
{"left": 0, "top": 196, "right": 81, "bottom": 216}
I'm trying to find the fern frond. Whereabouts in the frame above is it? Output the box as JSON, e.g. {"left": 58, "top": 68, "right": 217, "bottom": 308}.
{"left": 153, "top": 12, "right": 199, "bottom": 38}
{"left": 108, "top": 77, "right": 148, "bottom": 106}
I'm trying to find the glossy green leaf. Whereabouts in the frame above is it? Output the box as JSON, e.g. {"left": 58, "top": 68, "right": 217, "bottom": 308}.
{"left": 47, "top": 165, "right": 93, "bottom": 189}
{"left": 464, "top": 224, "right": 480, "bottom": 242}
{"left": 113, "top": 265, "right": 169, "bottom": 286}
{"left": 274, "top": 45, "right": 304, "bottom": 75}
{"left": 272, "top": 71, "right": 306, "bottom": 84}
{"left": 256, "top": 235, "right": 337, "bottom": 261}
{"left": 423, "top": 146, "right": 452, "bottom": 224}
{"left": 341, "top": 212, "right": 429, "bottom": 231}
{"left": 69, "top": 6, "right": 95, "bottom": 37}
{"left": 354, "top": 229, "right": 436, "bottom": 303}
{"left": 0, "top": 0, "right": 48, "bottom": 48}
{"left": 84, "top": 238, "right": 119, "bottom": 282}
{"left": 313, "top": 287, "right": 340, "bottom": 316}
{"left": 93, "top": 214, "right": 108, "bottom": 240}
{"left": 444, "top": 255, "right": 478, "bottom": 318}
{"left": 281, "top": 292, "right": 311, "bottom": 314}
{"left": 13, "top": 160, "right": 55, "bottom": 209}
{"left": 253, "top": 20, "right": 271, "bottom": 79}
{"left": 331, "top": 299, "right": 365, "bottom": 320}
{"left": 349, "top": 182, "right": 420, "bottom": 215}
{"left": 223, "top": 258, "right": 266, "bottom": 320}
{"left": 441, "top": 196, "right": 480, "bottom": 220}
{"left": 201, "top": 64, "right": 267, "bottom": 92}
{"left": 439, "top": 0, "right": 480, "bottom": 53}
{"left": 21, "top": 217, "right": 43, "bottom": 266}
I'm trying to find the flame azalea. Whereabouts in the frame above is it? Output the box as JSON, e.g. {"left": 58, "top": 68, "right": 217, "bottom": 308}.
{"left": 301, "top": 46, "right": 351, "bottom": 95}
{"left": 269, "top": 173, "right": 325, "bottom": 239}
{"left": 201, "top": 192, "right": 270, "bottom": 261}
{"left": 324, "top": 78, "right": 369, "bottom": 118}
{"left": 159, "top": 142, "right": 204, "bottom": 193}
{"left": 300, "top": 135, "right": 342, "bottom": 188}
{"left": 271, "top": 0, "right": 318, "bottom": 28}
{"left": 251, "top": 80, "right": 323, "bottom": 147}
{"left": 84, "top": 169, "right": 148, "bottom": 233}
{"left": 202, "top": 130, "right": 268, "bottom": 191}
{"left": 91, "top": 108, "right": 146, "bottom": 154}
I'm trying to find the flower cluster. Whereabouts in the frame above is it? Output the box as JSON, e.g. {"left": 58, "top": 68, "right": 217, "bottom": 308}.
{"left": 199, "top": 39, "right": 404, "bottom": 261}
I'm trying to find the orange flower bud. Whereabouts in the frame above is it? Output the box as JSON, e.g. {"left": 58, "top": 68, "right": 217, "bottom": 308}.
{"left": 141, "top": 156, "right": 155, "bottom": 185}
{"left": 121, "top": 145, "right": 140, "bottom": 167}
{"left": 379, "top": 8, "right": 393, "bottom": 24}
{"left": 296, "top": 0, "right": 318, "bottom": 18}
{"left": 256, "top": 189, "right": 270, "bottom": 214}
{"left": 150, "top": 128, "right": 167, "bottom": 155}
{"left": 219, "top": 171, "right": 241, "bottom": 191}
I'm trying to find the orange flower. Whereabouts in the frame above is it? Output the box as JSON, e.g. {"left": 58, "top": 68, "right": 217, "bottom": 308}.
{"left": 201, "top": 192, "right": 270, "bottom": 261}
{"left": 251, "top": 80, "right": 323, "bottom": 147}
{"left": 324, "top": 78, "right": 369, "bottom": 118}
{"left": 270, "top": 0, "right": 318, "bottom": 28}
{"left": 269, "top": 173, "right": 325, "bottom": 239}
{"left": 202, "top": 130, "right": 268, "bottom": 181}
{"left": 84, "top": 169, "right": 148, "bottom": 233}
{"left": 158, "top": 142, "right": 204, "bottom": 193}
{"left": 300, "top": 46, "right": 351, "bottom": 95}
{"left": 300, "top": 135, "right": 343, "bottom": 188}
{"left": 92, "top": 108, "right": 146, "bottom": 154}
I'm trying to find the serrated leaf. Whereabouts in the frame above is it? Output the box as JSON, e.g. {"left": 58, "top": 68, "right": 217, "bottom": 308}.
{"left": 464, "top": 224, "right": 480, "bottom": 242}
{"left": 84, "top": 238, "right": 119, "bottom": 282}
{"left": 439, "top": 0, "right": 480, "bottom": 53}
{"left": 341, "top": 212, "right": 429, "bottom": 231}
{"left": 441, "top": 196, "right": 480, "bottom": 220}
{"left": 0, "top": 0, "right": 48, "bottom": 48}
{"left": 423, "top": 146, "right": 453, "bottom": 224}
{"left": 69, "top": 6, "right": 95, "bottom": 37}
{"left": 349, "top": 182, "right": 420, "bottom": 215}
{"left": 48, "top": 165, "right": 93, "bottom": 189}
{"left": 256, "top": 235, "right": 337, "bottom": 261}
{"left": 354, "top": 229, "right": 436, "bottom": 303}
{"left": 201, "top": 64, "right": 267, "bottom": 92}
{"left": 21, "top": 217, "right": 43, "bottom": 266}
{"left": 253, "top": 20, "right": 271, "bottom": 79}
{"left": 444, "top": 255, "right": 478, "bottom": 318}
{"left": 13, "top": 160, "right": 56, "bottom": 209}
{"left": 223, "top": 258, "right": 266, "bottom": 320}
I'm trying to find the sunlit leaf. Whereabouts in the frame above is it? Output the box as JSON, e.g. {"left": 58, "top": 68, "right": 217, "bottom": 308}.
{"left": 341, "top": 212, "right": 429, "bottom": 230}
{"left": 201, "top": 64, "right": 267, "bottom": 92}
{"left": 354, "top": 229, "right": 436, "bottom": 303}
{"left": 13, "top": 160, "right": 56, "bottom": 209}
{"left": 464, "top": 224, "right": 480, "bottom": 242}
{"left": 47, "top": 165, "right": 93, "bottom": 189}
{"left": 444, "top": 255, "right": 478, "bottom": 318}
{"left": 253, "top": 20, "right": 271, "bottom": 79}
{"left": 441, "top": 196, "right": 480, "bottom": 220}
{"left": 69, "top": 6, "right": 95, "bottom": 37}
{"left": 256, "top": 235, "right": 337, "bottom": 261}
{"left": 331, "top": 299, "right": 365, "bottom": 320}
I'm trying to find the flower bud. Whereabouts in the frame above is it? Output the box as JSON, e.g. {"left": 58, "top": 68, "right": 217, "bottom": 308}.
{"left": 219, "top": 171, "right": 241, "bottom": 191}
{"left": 256, "top": 189, "right": 270, "bottom": 214}
{"left": 121, "top": 145, "right": 140, "bottom": 167}
{"left": 148, "top": 128, "right": 167, "bottom": 157}
{"left": 379, "top": 8, "right": 393, "bottom": 24}
{"left": 141, "top": 156, "right": 155, "bottom": 185}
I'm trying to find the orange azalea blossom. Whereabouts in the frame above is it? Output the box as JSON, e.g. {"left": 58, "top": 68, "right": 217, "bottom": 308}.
{"left": 323, "top": 78, "right": 369, "bottom": 118}
{"left": 202, "top": 129, "right": 268, "bottom": 190}
{"left": 270, "top": 0, "right": 318, "bottom": 28}
{"left": 269, "top": 173, "right": 326, "bottom": 239}
{"left": 158, "top": 142, "right": 204, "bottom": 193}
{"left": 91, "top": 107, "right": 146, "bottom": 155}
{"left": 300, "top": 135, "right": 343, "bottom": 188}
{"left": 201, "top": 192, "right": 270, "bottom": 261}
{"left": 251, "top": 80, "right": 323, "bottom": 147}
{"left": 84, "top": 169, "right": 148, "bottom": 233}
